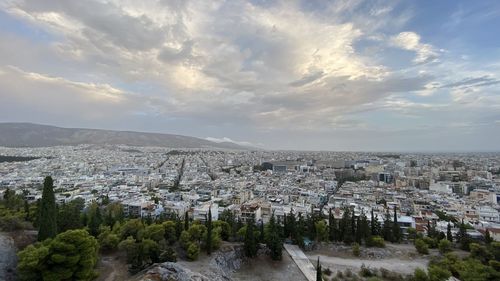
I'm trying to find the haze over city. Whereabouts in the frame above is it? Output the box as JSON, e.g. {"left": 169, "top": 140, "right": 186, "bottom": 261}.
{"left": 1, "top": 0, "right": 499, "bottom": 151}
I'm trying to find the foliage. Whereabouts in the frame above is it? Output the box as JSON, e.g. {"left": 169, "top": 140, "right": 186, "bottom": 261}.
{"left": 57, "top": 198, "right": 84, "bottom": 233}
{"left": 438, "top": 239, "right": 452, "bottom": 254}
{"left": 38, "top": 176, "right": 57, "bottom": 241}
{"left": 18, "top": 229, "right": 99, "bottom": 281}
{"left": 352, "top": 242, "right": 361, "bottom": 257}
{"left": 415, "top": 239, "right": 429, "bottom": 254}
{"left": 187, "top": 242, "right": 200, "bottom": 261}
{"left": 413, "top": 268, "right": 428, "bottom": 281}
{"left": 315, "top": 220, "right": 328, "bottom": 242}
{"left": 244, "top": 218, "right": 259, "bottom": 258}
{"left": 366, "top": 235, "right": 385, "bottom": 248}
{"left": 98, "top": 225, "right": 120, "bottom": 252}
{"left": 265, "top": 213, "right": 283, "bottom": 260}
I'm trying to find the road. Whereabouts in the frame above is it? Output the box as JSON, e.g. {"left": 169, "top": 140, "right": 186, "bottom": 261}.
{"left": 284, "top": 244, "right": 317, "bottom": 281}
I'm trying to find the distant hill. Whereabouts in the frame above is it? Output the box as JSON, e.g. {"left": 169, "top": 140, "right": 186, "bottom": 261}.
{"left": 0, "top": 123, "right": 249, "bottom": 150}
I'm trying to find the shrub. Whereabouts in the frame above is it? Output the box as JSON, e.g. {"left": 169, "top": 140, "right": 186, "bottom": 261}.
{"left": 438, "top": 239, "right": 452, "bottom": 254}
{"left": 187, "top": 242, "right": 200, "bottom": 261}
{"left": 353, "top": 242, "right": 361, "bottom": 257}
{"left": 423, "top": 237, "right": 438, "bottom": 248}
{"left": 427, "top": 265, "right": 450, "bottom": 281}
{"left": 367, "top": 235, "right": 385, "bottom": 248}
{"left": 359, "top": 264, "right": 377, "bottom": 277}
{"left": 323, "top": 267, "right": 332, "bottom": 276}
{"left": 413, "top": 268, "right": 428, "bottom": 281}
{"left": 415, "top": 239, "right": 429, "bottom": 255}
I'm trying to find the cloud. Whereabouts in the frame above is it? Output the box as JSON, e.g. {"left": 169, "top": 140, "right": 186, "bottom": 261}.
{"left": 205, "top": 137, "right": 259, "bottom": 148}
{"left": 390, "top": 31, "right": 439, "bottom": 64}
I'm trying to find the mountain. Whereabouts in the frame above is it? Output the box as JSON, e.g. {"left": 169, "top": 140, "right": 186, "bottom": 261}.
{"left": 0, "top": 123, "right": 249, "bottom": 150}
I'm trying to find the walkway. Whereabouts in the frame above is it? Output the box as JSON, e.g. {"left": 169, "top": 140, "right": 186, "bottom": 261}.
{"left": 284, "top": 244, "right": 316, "bottom": 281}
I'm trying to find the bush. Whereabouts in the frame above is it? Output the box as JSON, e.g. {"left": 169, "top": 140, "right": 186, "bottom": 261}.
{"left": 423, "top": 237, "right": 438, "bottom": 248}
{"left": 323, "top": 267, "right": 332, "bottom": 276}
{"left": 353, "top": 242, "right": 361, "bottom": 257}
{"left": 415, "top": 239, "right": 429, "bottom": 255}
{"left": 438, "top": 239, "right": 451, "bottom": 254}
{"left": 427, "top": 265, "right": 450, "bottom": 281}
{"left": 187, "top": 242, "right": 199, "bottom": 261}
{"left": 359, "top": 264, "right": 377, "bottom": 277}
{"left": 367, "top": 235, "right": 385, "bottom": 248}
{"left": 413, "top": 268, "right": 428, "bottom": 281}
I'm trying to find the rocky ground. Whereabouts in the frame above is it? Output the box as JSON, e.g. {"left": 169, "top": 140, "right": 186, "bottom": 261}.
{"left": 306, "top": 242, "right": 431, "bottom": 276}
{"left": 0, "top": 232, "right": 17, "bottom": 281}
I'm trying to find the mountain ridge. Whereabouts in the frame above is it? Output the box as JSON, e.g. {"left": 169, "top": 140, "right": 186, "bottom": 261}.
{"left": 0, "top": 122, "right": 250, "bottom": 150}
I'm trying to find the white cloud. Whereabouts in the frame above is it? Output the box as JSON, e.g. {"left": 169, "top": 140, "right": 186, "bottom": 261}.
{"left": 391, "top": 31, "right": 439, "bottom": 64}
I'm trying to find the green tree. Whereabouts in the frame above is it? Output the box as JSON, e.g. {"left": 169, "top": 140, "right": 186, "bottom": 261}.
{"left": 456, "top": 219, "right": 471, "bottom": 251}
{"left": 315, "top": 220, "right": 328, "bottom": 242}
{"left": 382, "top": 209, "right": 393, "bottom": 242}
{"left": 370, "top": 209, "right": 381, "bottom": 236}
{"left": 58, "top": 198, "right": 85, "bottom": 233}
{"left": 38, "top": 176, "right": 57, "bottom": 241}
{"left": 206, "top": 207, "right": 213, "bottom": 255}
{"left": 244, "top": 218, "right": 258, "bottom": 257}
{"left": 162, "top": 220, "right": 177, "bottom": 245}
{"left": 316, "top": 257, "right": 322, "bottom": 281}
{"left": 144, "top": 223, "right": 165, "bottom": 242}
{"left": 18, "top": 229, "right": 99, "bottom": 281}
{"left": 120, "top": 219, "right": 144, "bottom": 240}
{"left": 392, "top": 206, "right": 401, "bottom": 243}
{"left": 266, "top": 213, "right": 283, "bottom": 260}
{"left": 413, "top": 268, "right": 429, "bottom": 281}
{"left": 328, "top": 209, "right": 338, "bottom": 242}
{"left": 97, "top": 225, "right": 119, "bottom": 252}
{"left": 86, "top": 202, "right": 102, "bottom": 237}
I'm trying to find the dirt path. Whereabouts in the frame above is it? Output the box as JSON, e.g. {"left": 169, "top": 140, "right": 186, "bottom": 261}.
{"left": 307, "top": 255, "right": 428, "bottom": 275}
{"left": 95, "top": 254, "right": 130, "bottom": 281}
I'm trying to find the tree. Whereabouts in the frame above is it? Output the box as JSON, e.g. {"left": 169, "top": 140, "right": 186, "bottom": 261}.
{"left": 340, "top": 207, "right": 353, "bottom": 243}
{"left": 184, "top": 211, "right": 189, "bottom": 230}
{"left": 38, "top": 176, "right": 57, "bottom": 241}
{"left": 58, "top": 198, "right": 85, "bottom": 233}
{"left": 315, "top": 220, "right": 328, "bottom": 242}
{"left": 162, "top": 221, "right": 177, "bottom": 245}
{"left": 413, "top": 268, "right": 429, "bottom": 281}
{"left": 18, "top": 229, "right": 99, "bottom": 281}
{"left": 456, "top": 219, "right": 471, "bottom": 251}
{"left": 446, "top": 223, "right": 453, "bottom": 242}
{"left": 87, "top": 202, "right": 102, "bottom": 237}
{"left": 382, "top": 209, "right": 393, "bottom": 242}
{"left": 485, "top": 229, "right": 493, "bottom": 244}
{"left": 266, "top": 212, "right": 283, "bottom": 260}
{"left": 144, "top": 223, "right": 165, "bottom": 242}
{"left": 206, "top": 206, "right": 213, "bottom": 255}
{"left": 316, "top": 257, "right": 322, "bottom": 281}
{"left": 370, "top": 209, "right": 381, "bottom": 236}
{"left": 328, "top": 209, "right": 337, "bottom": 242}
{"left": 392, "top": 206, "right": 401, "bottom": 243}
{"left": 98, "top": 225, "right": 119, "bottom": 252}
{"left": 244, "top": 218, "right": 258, "bottom": 257}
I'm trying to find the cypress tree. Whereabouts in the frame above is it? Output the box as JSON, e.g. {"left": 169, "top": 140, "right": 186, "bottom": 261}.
{"left": 316, "top": 257, "right": 322, "bottom": 281}
{"left": 24, "top": 200, "right": 30, "bottom": 220}
{"left": 244, "top": 218, "right": 258, "bottom": 257}
{"left": 328, "top": 209, "right": 337, "bottom": 242}
{"left": 266, "top": 212, "right": 283, "bottom": 260}
{"left": 87, "top": 202, "right": 102, "bottom": 237}
{"left": 38, "top": 176, "right": 57, "bottom": 241}
{"left": 485, "top": 229, "right": 493, "bottom": 244}
{"left": 392, "top": 206, "right": 401, "bottom": 243}
{"left": 382, "top": 209, "right": 392, "bottom": 242}
{"left": 206, "top": 206, "right": 213, "bottom": 255}
{"left": 184, "top": 211, "right": 189, "bottom": 231}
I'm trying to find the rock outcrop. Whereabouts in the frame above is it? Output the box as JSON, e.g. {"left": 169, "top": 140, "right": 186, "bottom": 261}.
{"left": 0, "top": 233, "right": 17, "bottom": 281}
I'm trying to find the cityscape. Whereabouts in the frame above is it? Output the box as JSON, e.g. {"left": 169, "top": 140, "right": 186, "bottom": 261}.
{"left": 1, "top": 1, "right": 500, "bottom": 281}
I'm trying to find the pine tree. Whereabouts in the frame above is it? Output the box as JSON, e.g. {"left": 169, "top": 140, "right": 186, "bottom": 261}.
{"left": 316, "top": 257, "right": 322, "bottom": 281}
{"left": 355, "top": 216, "right": 362, "bottom": 244}
{"left": 206, "top": 207, "right": 213, "bottom": 255}
{"left": 392, "top": 206, "right": 401, "bottom": 243}
{"left": 360, "top": 212, "right": 371, "bottom": 244}
{"left": 456, "top": 219, "right": 470, "bottom": 250}
{"left": 340, "top": 207, "right": 353, "bottom": 243}
{"left": 370, "top": 209, "right": 381, "bottom": 236}
{"left": 38, "top": 176, "right": 57, "bottom": 241}
{"left": 446, "top": 223, "right": 453, "bottom": 242}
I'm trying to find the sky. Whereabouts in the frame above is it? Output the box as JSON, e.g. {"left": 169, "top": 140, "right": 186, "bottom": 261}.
{"left": 0, "top": 0, "right": 499, "bottom": 151}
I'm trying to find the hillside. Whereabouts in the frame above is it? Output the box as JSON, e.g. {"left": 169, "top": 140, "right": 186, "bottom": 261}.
{"left": 0, "top": 123, "right": 247, "bottom": 150}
